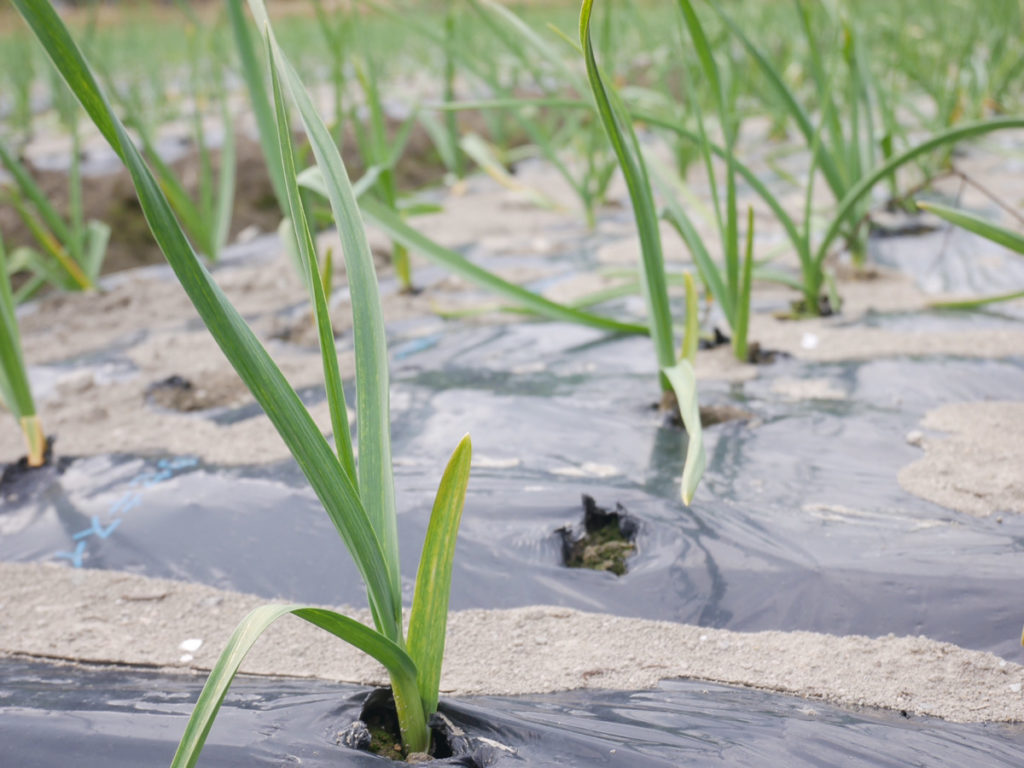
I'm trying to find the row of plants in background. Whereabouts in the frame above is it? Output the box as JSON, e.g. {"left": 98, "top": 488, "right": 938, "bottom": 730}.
{"left": 12, "top": 0, "right": 474, "bottom": 760}
{"left": 399, "top": 0, "right": 1024, "bottom": 334}
{"left": 5, "top": 0, "right": 1022, "bottom": 151}
{"left": 0, "top": 77, "right": 109, "bottom": 301}
{"left": 659, "top": 0, "right": 755, "bottom": 359}
{"left": 2, "top": 0, "right": 1022, "bottom": 500}
{"left": 695, "top": 0, "right": 1024, "bottom": 314}
{"left": 278, "top": 0, "right": 707, "bottom": 501}
{"left": 123, "top": 3, "right": 237, "bottom": 264}
{"left": 5, "top": 0, "right": 1024, "bottom": 287}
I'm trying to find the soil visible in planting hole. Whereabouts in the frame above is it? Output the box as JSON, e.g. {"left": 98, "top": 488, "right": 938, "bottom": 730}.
{"left": 695, "top": 327, "right": 783, "bottom": 364}
{"left": 784, "top": 293, "right": 839, "bottom": 318}
{"left": 145, "top": 374, "right": 246, "bottom": 412}
{"left": 657, "top": 391, "right": 755, "bottom": 430}
{"left": 0, "top": 436, "right": 66, "bottom": 490}
{"left": 698, "top": 403, "right": 756, "bottom": 427}
{"left": 336, "top": 688, "right": 485, "bottom": 765}
{"left": 559, "top": 495, "right": 638, "bottom": 576}
{"left": 698, "top": 327, "right": 732, "bottom": 350}
{"left": 744, "top": 341, "right": 786, "bottom": 364}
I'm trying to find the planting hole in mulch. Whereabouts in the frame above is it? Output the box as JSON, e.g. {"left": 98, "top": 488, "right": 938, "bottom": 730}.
{"left": 558, "top": 495, "right": 638, "bottom": 576}
{"left": 693, "top": 327, "right": 786, "bottom": 363}
{"left": 0, "top": 436, "right": 67, "bottom": 491}
{"left": 336, "top": 688, "right": 497, "bottom": 766}
{"left": 784, "top": 293, "right": 840, "bottom": 318}
{"left": 655, "top": 391, "right": 755, "bottom": 429}
{"left": 145, "top": 373, "right": 249, "bottom": 412}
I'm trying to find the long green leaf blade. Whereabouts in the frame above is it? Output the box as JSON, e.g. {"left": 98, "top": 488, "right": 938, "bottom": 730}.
{"left": 0, "top": 140, "right": 72, "bottom": 247}
{"left": 170, "top": 604, "right": 425, "bottom": 768}
{"left": 407, "top": 434, "right": 472, "bottom": 714}
{"left": 8, "top": 196, "right": 93, "bottom": 290}
{"left": 267, "top": 38, "right": 357, "bottom": 486}
{"left": 244, "top": 0, "right": 402, "bottom": 632}
{"left": 0, "top": 237, "right": 45, "bottom": 466}
{"left": 710, "top": 1, "right": 845, "bottom": 199}
{"left": 580, "top": 0, "right": 676, "bottom": 374}
{"left": 930, "top": 289, "right": 1024, "bottom": 310}
{"left": 733, "top": 206, "right": 755, "bottom": 362}
{"left": 658, "top": 180, "right": 732, "bottom": 322}
{"left": 12, "top": 0, "right": 400, "bottom": 641}
{"left": 676, "top": 0, "right": 726, "bottom": 132}
{"left": 639, "top": 114, "right": 808, "bottom": 273}
{"left": 680, "top": 273, "right": 699, "bottom": 366}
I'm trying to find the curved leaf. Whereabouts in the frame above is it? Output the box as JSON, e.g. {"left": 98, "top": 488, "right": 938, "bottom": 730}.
{"left": 170, "top": 604, "right": 425, "bottom": 768}
{"left": 918, "top": 201, "right": 1024, "bottom": 255}
{"left": 663, "top": 361, "right": 706, "bottom": 505}
{"left": 816, "top": 118, "right": 1024, "bottom": 265}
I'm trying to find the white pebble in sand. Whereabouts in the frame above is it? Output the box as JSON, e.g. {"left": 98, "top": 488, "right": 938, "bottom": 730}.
{"left": 800, "top": 332, "right": 819, "bottom": 350}
{"left": 905, "top": 430, "right": 924, "bottom": 447}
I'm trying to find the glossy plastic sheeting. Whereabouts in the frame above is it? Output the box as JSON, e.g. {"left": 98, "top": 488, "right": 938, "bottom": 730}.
{"left": 2, "top": 659, "right": 1023, "bottom": 767}
{"left": 3, "top": 315, "right": 1024, "bottom": 658}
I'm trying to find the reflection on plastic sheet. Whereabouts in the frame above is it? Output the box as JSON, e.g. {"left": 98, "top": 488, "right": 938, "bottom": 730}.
{"left": 3, "top": 659, "right": 1024, "bottom": 768}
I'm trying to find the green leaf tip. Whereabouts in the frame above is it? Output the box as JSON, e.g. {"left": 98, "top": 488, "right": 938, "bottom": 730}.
{"left": 663, "top": 361, "right": 706, "bottom": 506}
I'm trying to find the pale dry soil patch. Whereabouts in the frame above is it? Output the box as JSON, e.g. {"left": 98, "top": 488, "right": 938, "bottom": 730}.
{"left": 1, "top": 561, "right": 1021, "bottom": 725}
{"left": 900, "top": 401, "right": 1024, "bottom": 518}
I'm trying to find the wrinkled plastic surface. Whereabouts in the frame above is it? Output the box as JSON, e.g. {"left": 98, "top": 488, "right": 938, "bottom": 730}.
{"left": 2, "top": 658, "right": 1023, "bottom": 767}
{"left": 870, "top": 225, "right": 1024, "bottom": 310}
{"left": 4, "top": 302, "right": 1024, "bottom": 660}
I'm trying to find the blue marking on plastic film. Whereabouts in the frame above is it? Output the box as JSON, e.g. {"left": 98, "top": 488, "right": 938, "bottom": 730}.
{"left": 54, "top": 541, "right": 87, "bottom": 568}
{"left": 54, "top": 456, "right": 198, "bottom": 568}
{"left": 72, "top": 516, "right": 121, "bottom": 541}
{"left": 109, "top": 492, "right": 142, "bottom": 516}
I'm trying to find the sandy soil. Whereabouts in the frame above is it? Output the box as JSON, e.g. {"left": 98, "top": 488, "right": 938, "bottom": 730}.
{"left": 1, "top": 561, "right": 1021, "bottom": 724}
{"left": 899, "top": 401, "right": 1024, "bottom": 518}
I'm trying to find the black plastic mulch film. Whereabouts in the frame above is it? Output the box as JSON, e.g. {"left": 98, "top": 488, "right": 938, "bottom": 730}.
{"left": 3, "top": 229, "right": 1024, "bottom": 764}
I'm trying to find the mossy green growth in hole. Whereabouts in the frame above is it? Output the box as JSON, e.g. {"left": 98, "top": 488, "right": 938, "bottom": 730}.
{"left": 559, "top": 495, "right": 638, "bottom": 576}
{"left": 367, "top": 724, "right": 408, "bottom": 761}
